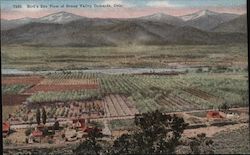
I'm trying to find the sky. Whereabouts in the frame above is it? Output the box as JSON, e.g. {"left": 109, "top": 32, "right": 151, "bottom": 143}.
{"left": 1, "top": 0, "right": 247, "bottom": 19}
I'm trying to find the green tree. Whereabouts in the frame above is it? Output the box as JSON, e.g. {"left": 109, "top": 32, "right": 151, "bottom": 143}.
{"left": 42, "top": 107, "right": 47, "bottom": 125}
{"left": 72, "top": 110, "right": 214, "bottom": 154}
{"left": 53, "top": 120, "right": 60, "bottom": 130}
{"left": 74, "top": 127, "right": 104, "bottom": 155}
{"left": 219, "top": 102, "right": 229, "bottom": 113}
{"left": 36, "top": 108, "right": 41, "bottom": 125}
{"left": 111, "top": 110, "right": 188, "bottom": 154}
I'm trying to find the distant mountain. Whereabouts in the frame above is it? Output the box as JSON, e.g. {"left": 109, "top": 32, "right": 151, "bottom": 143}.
{"left": 139, "top": 13, "right": 184, "bottom": 25}
{"left": 1, "top": 10, "right": 241, "bottom": 31}
{"left": 181, "top": 10, "right": 218, "bottom": 21}
{"left": 1, "top": 10, "right": 247, "bottom": 46}
{"left": 38, "top": 11, "right": 85, "bottom": 24}
{"left": 1, "top": 12, "right": 85, "bottom": 30}
{"left": 2, "top": 19, "right": 246, "bottom": 47}
{"left": 180, "top": 10, "right": 239, "bottom": 31}
{"left": 212, "top": 14, "right": 247, "bottom": 33}
{"left": 1, "top": 17, "right": 35, "bottom": 30}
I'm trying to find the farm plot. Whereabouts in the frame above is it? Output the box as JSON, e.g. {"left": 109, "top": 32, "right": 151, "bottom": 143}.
{"left": 39, "top": 78, "right": 98, "bottom": 85}
{"left": 14, "top": 94, "right": 138, "bottom": 122}
{"left": 104, "top": 94, "right": 139, "bottom": 117}
{"left": 24, "top": 84, "right": 99, "bottom": 94}
{"left": 2, "top": 94, "right": 30, "bottom": 106}
{"left": 2, "top": 84, "right": 31, "bottom": 94}
{"left": 27, "top": 90, "right": 101, "bottom": 103}
{"left": 2, "top": 75, "right": 43, "bottom": 85}
{"left": 24, "top": 75, "right": 99, "bottom": 94}
{"left": 45, "top": 101, "right": 105, "bottom": 119}
{"left": 182, "top": 88, "right": 222, "bottom": 102}
{"left": 156, "top": 95, "right": 201, "bottom": 112}
{"left": 12, "top": 100, "right": 105, "bottom": 122}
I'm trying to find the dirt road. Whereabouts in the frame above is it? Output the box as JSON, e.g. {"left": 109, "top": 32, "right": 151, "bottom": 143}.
{"left": 10, "top": 107, "right": 248, "bottom": 130}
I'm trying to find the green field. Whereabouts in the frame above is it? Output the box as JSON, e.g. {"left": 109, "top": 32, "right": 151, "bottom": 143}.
{"left": 2, "top": 84, "right": 31, "bottom": 94}
{"left": 2, "top": 44, "right": 247, "bottom": 71}
{"left": 109, "top": 119, "right": 135, "bottom": 131}
{"left": 25, "top": 71, "right": 248, "bottom": 113}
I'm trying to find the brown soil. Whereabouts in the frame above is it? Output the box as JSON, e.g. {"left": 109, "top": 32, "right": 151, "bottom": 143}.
{"left": 2, "top": 94, "right": 30, "bottom": 105}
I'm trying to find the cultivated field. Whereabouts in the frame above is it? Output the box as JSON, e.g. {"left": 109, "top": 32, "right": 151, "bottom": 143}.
{"left": 2, "top": 75, "right": 43, "bottom": 85}
{"left": 10, "top": 94, "right": 139, "bottom": 123}
{"left": 1, "top": 44, "right": 248, "bottom": 154}
{"left": 2, "top": 69, "right": 248, "bottom": 121}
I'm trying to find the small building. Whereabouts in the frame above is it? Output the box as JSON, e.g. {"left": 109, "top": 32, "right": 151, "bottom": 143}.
{"left": 207, "top": 111, "right": 224, "bottom": 119}
{"left": 226, "top": 112, "right": 239, "bottom": 119}
{"left": 32, "top": 129, "right": 43, "bottom": 137}
{"left": 2, "top": 122, "right": 10, "bottom": 137}
{"left": 72, "top": 118, "right": 86, "bottom": 131}
{"left": 30, "top": 129, "right": 43, "bottom": 143}
{"left": 64, "top": 129, "right": 78, "bottom": 141}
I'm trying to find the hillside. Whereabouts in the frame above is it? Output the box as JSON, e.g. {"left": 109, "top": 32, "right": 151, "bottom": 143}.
{"left": 212, "top": 14, "right": 247, "bottom": 33}
{"left": 180, "top": 10, "right": 239, "bottom": 31}
{"left": 2, "top": 18, "right": 247, "bottom": 46}
{"left": 1, "top": 11, "right": 247, "bottom": 46}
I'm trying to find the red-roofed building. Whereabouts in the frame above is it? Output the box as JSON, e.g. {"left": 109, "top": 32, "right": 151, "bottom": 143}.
{"left": 29, "top": 129, "right": 43, "bottom": 143}
{"left": 207, "top": 111, "right": 224, "bottom": 119}
{"left": 32, "top": 130, "right": 43, "bottom": 137}
{"left": 72, "top": 118, "right": 86, "bottom": 130}
{"left": 3, "top": 122, "right": 10, "bottom": 137}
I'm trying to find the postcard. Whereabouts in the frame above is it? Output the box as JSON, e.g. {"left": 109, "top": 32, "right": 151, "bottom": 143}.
{"left": 1, "top": 0, "right": 249, "bottom": 154}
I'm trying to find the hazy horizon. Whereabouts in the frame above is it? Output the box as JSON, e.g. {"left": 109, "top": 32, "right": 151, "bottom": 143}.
{"left": 1, "top": 9, "right": 246, "bottom": 21}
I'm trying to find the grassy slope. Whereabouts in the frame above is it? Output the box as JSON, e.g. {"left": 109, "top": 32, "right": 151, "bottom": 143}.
{"left": 212, "top": 126, "right": 250, "bottom": 154}
{"left": 2, "top": 44, "right": 247, "bottom": 71}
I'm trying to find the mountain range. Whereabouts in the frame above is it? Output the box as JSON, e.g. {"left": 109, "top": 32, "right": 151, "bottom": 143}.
{"left": 212, "top": 14, "right": 247, "bottom": 33}
{"left": 1, "top": 10, "right": 247, "bottom": 46}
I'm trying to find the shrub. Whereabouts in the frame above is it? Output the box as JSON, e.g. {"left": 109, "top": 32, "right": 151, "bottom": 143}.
{"left": 3, "top": 139, "right": 12, "bottom": 145}
{"left": 219, "top": 102, "right": 229, "bottom": 112}
{"left": 25, "top": 128, "right": 33, "bottom": 136}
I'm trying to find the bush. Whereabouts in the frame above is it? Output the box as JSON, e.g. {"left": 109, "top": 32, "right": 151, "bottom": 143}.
{"left": 48, "top": 139, "right": 54, "bottom": 144}
{"left": 196, "top": 68, "right": 203, "bottom": 73}
{"left": 25, "top": 128, "right": 33, "bottom": 136}
{"left": 3, "top": 139, "right": 12, "bottom": 145}
{"left": 219, "top": 102, "right": 229, "bottom": 112}
{"left": 53, "top": 121, "right": 60, "bottom": 130}
{"left": 22, "top": 116, "right": 28, "bottom": 122}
